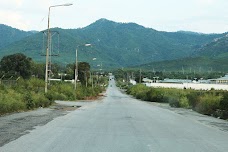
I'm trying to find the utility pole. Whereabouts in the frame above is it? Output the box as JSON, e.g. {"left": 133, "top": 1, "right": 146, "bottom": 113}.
{"left": 44, "top": 3, "right": 73, "bottom": 93}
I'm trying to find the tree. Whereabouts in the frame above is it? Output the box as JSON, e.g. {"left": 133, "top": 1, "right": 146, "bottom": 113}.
{"left": 0, "top": 53, "right": 32, "bottom": 79}
{"left": 65, "top": 63, "right": 74, "bottom": 80}
{"left": 78, "top": 62, "right": 90, "bottom": 86}
{"left": 31, "top": 62, "right": 45, "bottom": 79}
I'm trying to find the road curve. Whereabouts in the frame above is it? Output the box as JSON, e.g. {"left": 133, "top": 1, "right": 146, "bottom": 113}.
{"left": 1, "top": 78, "right": 228, "bottom": 152}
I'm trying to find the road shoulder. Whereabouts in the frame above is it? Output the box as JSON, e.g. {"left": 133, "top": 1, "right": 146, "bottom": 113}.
{"left": 146, "top": 101, "right": 228, "bottom": 132}
{"left": 0, "top": 101, "right": 93, "bottom": 147}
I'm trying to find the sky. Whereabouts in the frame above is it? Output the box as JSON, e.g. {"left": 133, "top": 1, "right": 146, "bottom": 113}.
{"left": 0, "top": 0, "right": 228, "bottom": 33}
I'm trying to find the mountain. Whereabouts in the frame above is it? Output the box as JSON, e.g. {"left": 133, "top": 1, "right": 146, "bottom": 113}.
{"left": 0, "top": 19, "right": 226, "bottom": 69}
{"left": 135, "top": 33, "right": 228, "bottom": 72}
{"left": 0, "top": 24, "right": 34, "bottom": 49}
{"left": 194, "top": 33, "right": 228, "bottom": 58}
{"left": 133, "top": 56, "right": 228, "bottom": 72}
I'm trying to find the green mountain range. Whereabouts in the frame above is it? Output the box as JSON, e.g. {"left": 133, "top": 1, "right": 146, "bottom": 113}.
{"left": 0, "top": 24, "right": 34, "bottom": 49}
{"left": 0, "top": 19, "right": 227, "bottom": 70}
{"left": 138, "top": 33, "right": 228, "bottom": 72}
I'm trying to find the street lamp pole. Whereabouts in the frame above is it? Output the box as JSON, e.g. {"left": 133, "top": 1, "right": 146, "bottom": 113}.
{"left": 45, "top": 3, "right": 73, "bottom": 93}
{"left": 75, "top": 48, "right": 78, "bottom": 90}
{"left": 91, "top": 58, "right": 97, "bottom": 88}
{"left": 74, "top": 44, "right": 92, "bottom": 90}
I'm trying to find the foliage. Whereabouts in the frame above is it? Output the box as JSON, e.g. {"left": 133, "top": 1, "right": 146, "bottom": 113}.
{"left": 220, "top": 92, "right": 228, "bottom": 111}
{"left": 127, "top": 84, "right": 228, "bottom": 119}
{"left": 145, "top": 88, "right": 165, "bottom": 102}
{"left": 0, "top": 90, "right": 26, "bottom": 115}
{"left": 0, "top": 77, "right": 106, "bottom": 115}
{"left": 78, "top": 62, "right": 90, "bottom": 86}
{"left": 0, "top": 53, "right": 32, "bottom": 79}
{"left": 195, "top": 93, "right": 222, "bottom": 115}
{"left": 31, "top": 62, "right": 45, "bottom": 79}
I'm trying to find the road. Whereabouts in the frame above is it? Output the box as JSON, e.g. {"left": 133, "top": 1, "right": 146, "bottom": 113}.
{"left": 1, "top": 78, "right": 228, "bottom": 152}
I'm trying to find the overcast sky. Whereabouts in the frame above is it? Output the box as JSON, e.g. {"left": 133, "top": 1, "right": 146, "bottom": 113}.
{"left": 1, "top": 0, "right": 228, "bottom": 33}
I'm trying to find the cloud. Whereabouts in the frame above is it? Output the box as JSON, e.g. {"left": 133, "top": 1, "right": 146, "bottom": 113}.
{"left": 0, "top": 10, "right": 29, "bottom": 30}
{"left": 1, "top": 0, "right": 23, "bottom": 8}
{"left": 0, "top": 0, "right": 52, "bottom": 30}
{"left": 15, "top": 0, "right": 23, "bottom": 7}
{"left": 196, "top": 0, "right": 216, "bottom": 6}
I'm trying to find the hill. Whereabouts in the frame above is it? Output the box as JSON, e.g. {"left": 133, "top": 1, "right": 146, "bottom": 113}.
{"left": 0, "top": 24, "right": 33, "bottom": 49}
{"left": 133, "top": 56, "right": 228, "bottom": 72}
{"left": 0, "top": 19, "right": 226, "bottom": 69}
{"left": 194, "top": 34, "right": 228, "bottom": 58}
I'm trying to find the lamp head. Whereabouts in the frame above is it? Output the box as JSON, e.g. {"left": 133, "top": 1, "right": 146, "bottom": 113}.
{"left": 85, "top": 44, "right": 92, "bottom": 47}
{"left": 63, "top": 3, "right": 73, "bottom": 6}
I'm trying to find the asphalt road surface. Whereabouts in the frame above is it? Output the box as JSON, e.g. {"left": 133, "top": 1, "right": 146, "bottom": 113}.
{"left": 1, "top": 78, "right": 228, "bottom": 152}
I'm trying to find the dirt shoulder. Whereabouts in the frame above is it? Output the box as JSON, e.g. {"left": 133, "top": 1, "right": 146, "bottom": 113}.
{"left": 0, "top": 103, "right": 79, "bottom": 147}
{"left": 0, "top": 92, "right": 106, "bottom": 147}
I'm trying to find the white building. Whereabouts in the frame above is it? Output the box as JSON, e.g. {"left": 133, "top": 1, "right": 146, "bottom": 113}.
{"left": 210, "top": 75, "right": 228, "bottom": 84}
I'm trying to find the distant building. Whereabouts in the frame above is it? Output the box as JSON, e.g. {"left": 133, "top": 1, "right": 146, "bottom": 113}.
{"left": 130, "top": 79, "right": 137, "bottom": 85}
{"left": 161, "top": 78, "right": 192, "bottom": 84}
{"left": 142, "top": 78, "right": 153, "bottom": 83}
{"left": 210, "top": 75, "right": 228, "bottom": 84}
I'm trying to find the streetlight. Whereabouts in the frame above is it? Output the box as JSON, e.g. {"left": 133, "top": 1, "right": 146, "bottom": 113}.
{"left": 91, "top": 58, "right": 97, "bottom": 88}
{"left": 45, "top": 3, "right": 73, "bottom": 93}
{"left": 75, "top": 44, "right": 92, "bottom": 90}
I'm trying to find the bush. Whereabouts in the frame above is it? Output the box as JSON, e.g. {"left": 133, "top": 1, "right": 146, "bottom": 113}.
{"left": 163, "top": 89, "right": 190, "bottom": 108}
{"left": 186, "top": 91, "right": 201, "bottom": 109}
{"left": 23, "top": 92, "right": 35, "bottom": 109}
{"left": 45, "top": 90, "right": 61, "bottom": 101}
{"left": 146, "top": 88, "right": 164, "bottom": 102}
{"left": 179, "top": 96, "right": 190, "bottom": 108}
{"left": 168, "top": 97, "right": 180, "bottom": 107}
{"left": 0, "top": 90, "right": 26, "bottom": 114}
{"left": 220, "top": 92, "right": 228, "bottom": 111}
{"left": 195, "top": 93, "right": 221, "bottom": 115}
{"left": 74, "top": 86, "right": 104, "bottom": 100}
{"left": 127, "top": 84, "right": 150, "bottom": 99}
{"left": 32, "top": 92, "right": 52, "bottom": 107}
{"left": 0, "top": 78, "right": 106, "bottom": 115}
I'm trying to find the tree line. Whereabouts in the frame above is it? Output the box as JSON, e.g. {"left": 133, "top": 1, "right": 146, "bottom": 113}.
{"left": 0, "top": 53, "right": 95, "bottom": 86}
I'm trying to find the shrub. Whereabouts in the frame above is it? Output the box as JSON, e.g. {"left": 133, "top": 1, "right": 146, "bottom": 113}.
{"left": 127, "top": 84, "right": 149, "bottom": 97}
{"left": 195, "top": 93, "right": 222, "bottom": 115}
{"left": 220, "top": 92, "right": 228, "bottom": 111}
{"left": 168, "top": 96, "right": 180, "bottom": 107}
{"left": 75, "top": 86, "right": 85, "bottom": 100}
{"left": 186, "top": 91, "right": 201, "bottom": 109}
{"left": 32, "top": 92, "right": 52, "bottom": 107}
{"left": 0, "top": 91, "right": 26, "bottom": 114}
{"left": 45, "top": 90, "right": 61, "bottom": 101}
{"left": 179, "top": 96, "right": 190, "bottom": 108}
{"left": 49, "top": 83, "right": 75, "bottom": 100}
{"left": 146, "top": 88, "right": 164, "bottom": 102}
{"left": 164, "top": 89, "right": 190, "bottom": 108}
{"left": 23, "top": 92, "right": 35, "bottom": 109}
